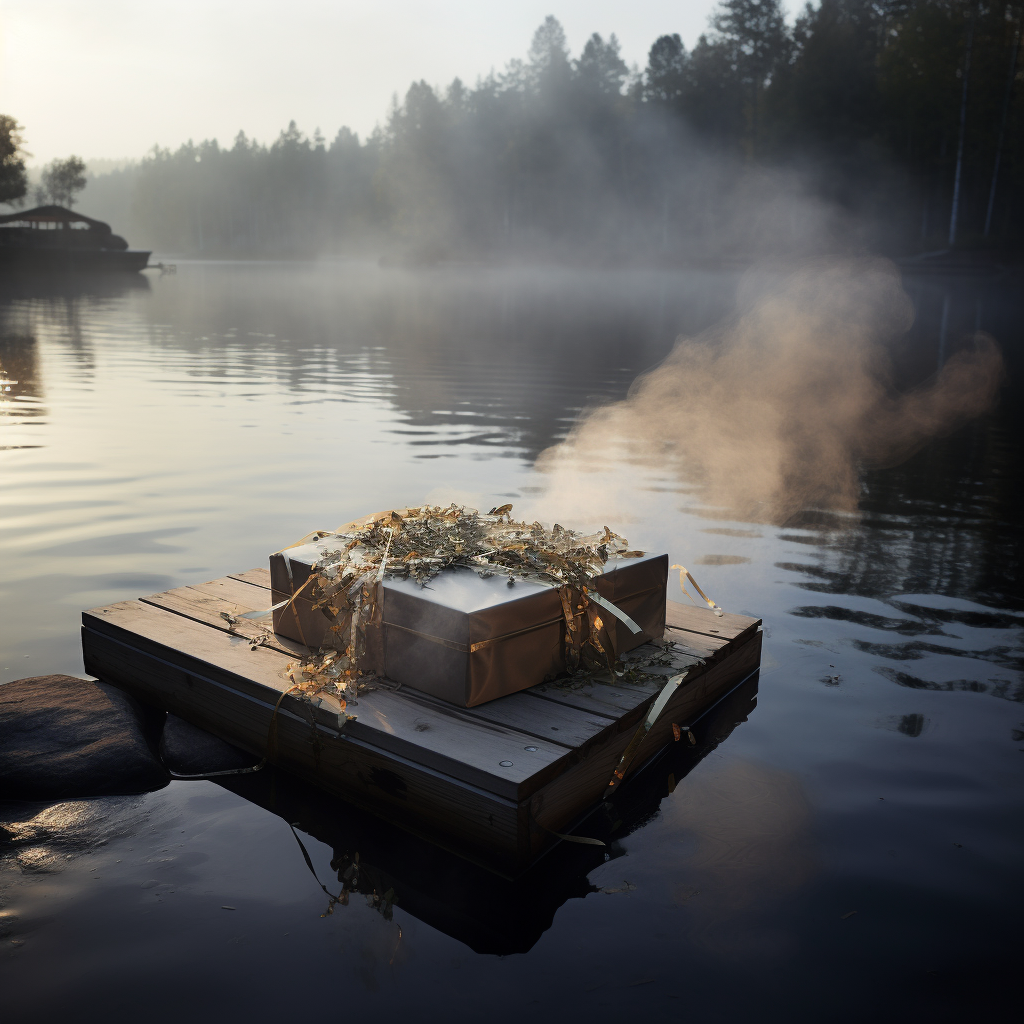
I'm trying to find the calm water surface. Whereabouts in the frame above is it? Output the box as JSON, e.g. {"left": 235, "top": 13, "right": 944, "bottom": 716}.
{"left": 1, "top": 262, "right": 1020, "bottom": 1021}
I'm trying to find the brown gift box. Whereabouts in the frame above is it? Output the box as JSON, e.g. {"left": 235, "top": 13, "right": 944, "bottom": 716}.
{"left": 270, "top": 539, "right": 667, "bottom": 707}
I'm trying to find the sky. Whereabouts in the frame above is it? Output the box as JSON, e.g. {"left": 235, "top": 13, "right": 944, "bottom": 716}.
{"left": 2, "top": 1, "right": 798, "bottom": 166}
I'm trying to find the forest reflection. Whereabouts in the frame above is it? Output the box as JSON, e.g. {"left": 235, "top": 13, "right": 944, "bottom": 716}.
{"left": 1, "top": 263, "right": 741, "bottom": 459}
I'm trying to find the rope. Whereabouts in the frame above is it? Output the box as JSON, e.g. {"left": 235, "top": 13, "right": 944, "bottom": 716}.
{"left": 163, "top": 685, "right": 296, "bottom": 780}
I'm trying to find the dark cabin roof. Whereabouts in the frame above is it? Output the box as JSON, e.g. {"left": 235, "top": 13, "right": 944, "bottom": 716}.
{"left": 0, "top": 205, "right": 113, "bottom": 233}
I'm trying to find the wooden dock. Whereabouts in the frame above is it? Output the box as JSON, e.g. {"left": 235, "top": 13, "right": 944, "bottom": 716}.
{"left": 82, "top": 568, "right": 761, "bottom": 877}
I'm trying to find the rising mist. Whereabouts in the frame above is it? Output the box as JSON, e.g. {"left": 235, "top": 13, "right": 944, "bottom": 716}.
{"left": 533, "top": 258, "right": 1004, "bottom": 525}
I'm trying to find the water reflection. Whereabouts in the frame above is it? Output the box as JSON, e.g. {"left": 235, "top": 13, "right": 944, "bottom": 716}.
{"left": 136, "top": 263, "right": 742, "bottom": 459}
{"left": 0, "top": 270, "right": 152, "bottom": 304}
{"left": 0, "top": 795, "right": 151, "bottom": 872}
{"left": 656, "top": 754, "right": 815, "bottom": 962}
{"left": 0, "top": 331, "right": 43, "bottom": 448}
{"left": 0, "top": 262, "right": 742, "bottom": 682}
{"left": 900, "top": 266, "right": 1021, "bottom": 376}
{"left": 211, "top": 675, "right": 758, "bottom": 955}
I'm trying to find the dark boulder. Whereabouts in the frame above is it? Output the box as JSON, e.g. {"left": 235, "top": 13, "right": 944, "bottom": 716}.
{"left": 159, "top": 714, "right": 257, "bottom": 775}
{"left": 0, "top": 675, "right": 169, "bottom": 800}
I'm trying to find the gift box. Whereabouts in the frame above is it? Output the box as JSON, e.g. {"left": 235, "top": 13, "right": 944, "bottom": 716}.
{"left": 270, "top": 539, "right": 667, "bottom": 707}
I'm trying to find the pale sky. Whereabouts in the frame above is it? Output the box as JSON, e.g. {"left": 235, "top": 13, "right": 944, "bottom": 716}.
{"left": 2, "top": 1, "right": 798, "bottom": 165}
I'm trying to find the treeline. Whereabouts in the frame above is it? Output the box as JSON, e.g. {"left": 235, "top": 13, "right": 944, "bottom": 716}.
{"left": 81, "top": 1, "right": 1024, "bottom": 259}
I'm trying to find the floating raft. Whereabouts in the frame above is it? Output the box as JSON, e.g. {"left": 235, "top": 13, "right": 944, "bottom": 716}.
{"left": 82, "top": 569, "right": 762, "bottom": 877}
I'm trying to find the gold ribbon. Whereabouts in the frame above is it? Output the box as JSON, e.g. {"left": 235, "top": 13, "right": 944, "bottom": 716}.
{"left": 239, "top": 530, "right": 333, "bottom": 622}
{"left": 604, "top": 661, "right": 703, "bottom": 796}
{"left": 671, "top": 564, "right": 725, "bottom": 617}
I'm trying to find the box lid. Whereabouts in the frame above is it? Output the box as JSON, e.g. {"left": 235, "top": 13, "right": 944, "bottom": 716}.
{"left": 278, "top": 541, "right": 665, "bottom": 647}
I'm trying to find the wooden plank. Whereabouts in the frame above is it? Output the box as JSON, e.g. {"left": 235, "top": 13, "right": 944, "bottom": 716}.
{"left": 83, "top": 599, "right": 573, "bottom": 801}
{"left": 663, "top": 627, "right": 730, "bottom": 660}
{"left": 349, "top": 689, "right": 574, "bottom": 801}
{"left": 666, "top": 599, "right": 760, "bottom": 644}
{"left": 527, "top": 671, "right": 670, "bottom": 719}
{"left": 230, "top": 567, "right": 272, "bottom": 588}
{"left": 141, "top": 584, "right": 304, "bottom": 658}
{"left": 522, "top": 632, "right": 723, "bottom": 721}
{"left": 82, "top": 625, "right": 526, "bottom": 874}
{"left": 526, "top": 630, "right": 763, "bottom": 857}
{"left": 191, "top": 574, "right": 280, "bottom": 606}
{"left": 401, "top": 685, "right": 618, "bottom": 751}
{"left": 627, "top": 630, "right": 762, "bottom": 768}
{"left": 86, "top": 599, "right": 342, "bottom": 718}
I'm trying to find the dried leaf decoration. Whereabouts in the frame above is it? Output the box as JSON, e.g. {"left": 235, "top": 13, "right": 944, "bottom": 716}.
{"left": 284, "top": 503, "right": 646, "bottom": 698}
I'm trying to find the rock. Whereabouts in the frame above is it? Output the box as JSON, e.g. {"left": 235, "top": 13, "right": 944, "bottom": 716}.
{"left": 0, "top": 675, "right": 169, "bottom": 800}
{"left": 159, "top": 714, "right": 257, "bottom": 776}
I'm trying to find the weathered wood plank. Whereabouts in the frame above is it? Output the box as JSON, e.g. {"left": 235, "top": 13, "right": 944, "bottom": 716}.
{"left": 349, "top": 689, "right": 574, "bottom": 800}
{"left": 86, "top": 598, "right": 342, "bottom": 721}
{"left": 627, "top": 630, "right": 762, "bottom": 768}
{"left": 666, "top": 599, "right": 760, "bottom": 644}
{"left": 84, "top": 599, "right": 572, "bottom": 802}
{"left": 190, "top": 574, "right": 280, "bottom": 607}
{"left": 527, "top": 672, "right": 670, "bottom": 719}
{"left": 522, "top": 629, "right": 726, "bottom": 721}
{"left": 400, "top": 685, "right": 618, "bottom": 751}
{"left": 229, "top": 567, "right": 272, "bottom": 588}
{"left": 663, "top": 627, "right": 730, "bottom": 660}
{"left": 184, "top": 576, "right": 288, "bottom": 623}
{"left": 141, "top": 584, "right": 304, "bottom": 658}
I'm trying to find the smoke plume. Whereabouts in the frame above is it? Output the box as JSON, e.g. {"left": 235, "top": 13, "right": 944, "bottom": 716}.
{"left": 533, "top": 258, "right": 1004, "bottom": 525}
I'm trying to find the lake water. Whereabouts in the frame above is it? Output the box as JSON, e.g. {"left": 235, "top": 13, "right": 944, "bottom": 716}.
{"left": 1, "top": 261, "right": 1020, "bottom": 1021}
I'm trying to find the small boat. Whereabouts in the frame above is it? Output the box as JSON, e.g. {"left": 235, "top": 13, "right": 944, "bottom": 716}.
{"left": 0, "top": 204, "right": 151, "bottom": 272}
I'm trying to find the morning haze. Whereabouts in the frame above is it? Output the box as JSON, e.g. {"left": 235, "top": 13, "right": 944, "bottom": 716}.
{"left": 1, "top": 3, "right": 1021, "bottom": 1020}
{"left": 4, "top": 0, "right": 748, "bottom": 164}
{"left": 2, "top": 3, "right": 1015, "bottom": 521}
{"left": 11, "top": 2, "right": 1016, "bottom": 267}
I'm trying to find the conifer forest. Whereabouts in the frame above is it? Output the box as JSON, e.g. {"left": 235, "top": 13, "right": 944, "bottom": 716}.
{"left": 52, "top": 1, "right": 1024, "bottom": 258}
